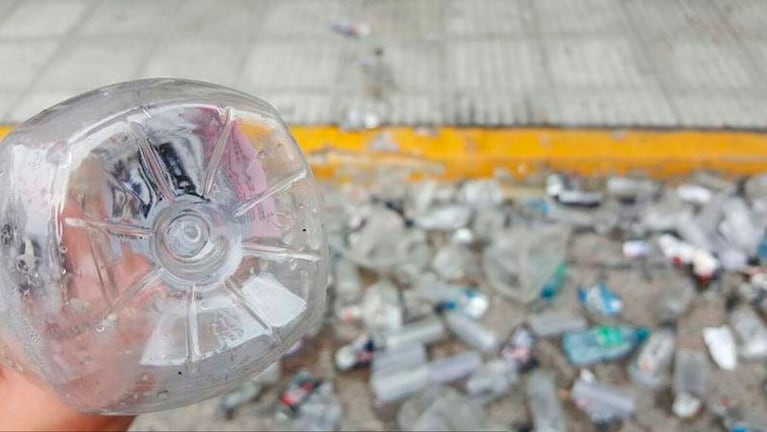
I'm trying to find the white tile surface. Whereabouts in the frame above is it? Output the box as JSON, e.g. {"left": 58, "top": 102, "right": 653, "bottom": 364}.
{"left": 0, "top": 41, "right": 59, "bottom": 92}
{"left": 139, "top": 39, "right": 246, "bottom": 87}
{"left": 0, "top": 0, "right": 765, "bottom": 127}
{"left": 0, "top": 0, "right": 89, "bottom": 39}
{"left": 33, "top": 40, "right": 150, "bottom": 92}
{"left": 79, "top": 0, "right": 179, "bottom": 37}
{"left": 7, "top": 90, "right": 75, "bottom": 122}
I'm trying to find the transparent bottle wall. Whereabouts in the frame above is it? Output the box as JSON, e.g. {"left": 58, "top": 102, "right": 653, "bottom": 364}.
{"left": 0, "top": 79, "right": 328, "bottom": 414}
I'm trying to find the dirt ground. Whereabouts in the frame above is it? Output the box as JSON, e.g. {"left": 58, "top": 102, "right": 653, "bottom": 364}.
{"left": 131, "top": 232, "right": 765, "bottom": 432}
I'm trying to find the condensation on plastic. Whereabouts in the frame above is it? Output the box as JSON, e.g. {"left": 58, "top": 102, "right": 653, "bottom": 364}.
{"left": 0, "top": 79, "right": 328, "bottom": 414}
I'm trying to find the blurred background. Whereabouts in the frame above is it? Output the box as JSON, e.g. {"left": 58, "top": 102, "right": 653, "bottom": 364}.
{"left": 2, "top": 1, "right": 767, "bottom": 431}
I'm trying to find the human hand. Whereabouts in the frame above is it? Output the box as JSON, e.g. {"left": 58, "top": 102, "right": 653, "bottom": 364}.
{"left": 0, "top": 365, "right": 134, "bottom": 431}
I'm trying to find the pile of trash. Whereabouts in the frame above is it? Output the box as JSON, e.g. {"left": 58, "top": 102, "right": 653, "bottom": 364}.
{"left": 215, "top": 167, "right": 767, "bottom": 431}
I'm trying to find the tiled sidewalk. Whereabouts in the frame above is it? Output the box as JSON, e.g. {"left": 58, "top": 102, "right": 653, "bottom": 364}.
{"left": 0, "top": 0, "right": 766, "bottom": 128}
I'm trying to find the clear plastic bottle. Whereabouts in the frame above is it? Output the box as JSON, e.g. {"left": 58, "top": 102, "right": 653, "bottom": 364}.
{"left": 0, "top": 79, "right": 328, "bottom": 413}
{"left": 562, "top": 325, "right": 648, "bottom": 366}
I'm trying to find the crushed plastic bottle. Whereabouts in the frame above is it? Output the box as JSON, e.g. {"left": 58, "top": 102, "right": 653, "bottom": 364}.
{"left": 629, "top": 329, "right": 675, "bottom": 388}
{"left": 483, "top": 225, "right": 571, "bottom": 303}
{"left": 571, "top": 377, "right": 635, "bottom": 425}
{"left": 370, "top": 351, "right": 482, "bottom": 403}
{"left": 0, "top": 79, "right": 329, "bottom": 414}
{"left": 656, "top": 279, "right": 696, "bottom": 323}
{"left": 526, "top": 370, "right": 567, "bottom": 432}
{"left": 703, "top": 326, "right": 738, "bottom": 370}
{"left": 540, "top": 264, "right": 569, "bottom": 301}
{"left": 528, "top": 312, "right": 588, "bottom": 338}
{"left": 466, "top": 359, "right": 519, "bottom": 404}
{"left": 578, "top": 281, "right": 623, "bottom": 317}
{"left": 672, "top": 350, "right": 707, "bottom": 419}
{"left": 335, "top": 317, "right": 446, "bottom": 371}
{"left": 730, "top": 307, "right": 767, "bottom": 360}
{"left": 563, "top": 325, "right": 649, "bottom": 366}
{"left": 501, "top": 326, "right": 537, "bottom": 371}
{"left": 398, "top": 386, "right": 486, "bottom": 431}
{"left": 444, "top": 311, "right": 501, "bottom": 353}
{"left": 218, "top": 362, "right": 281, "bottom": 419}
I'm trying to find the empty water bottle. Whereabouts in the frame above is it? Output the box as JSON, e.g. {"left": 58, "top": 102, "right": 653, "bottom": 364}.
{"left": 526, "top": 370, "right": 567, "bottom": 432}
{"left": 563, "top": 325, "right": 648, "bottom": 366}
{"left": 0, "top": 79, "right": 329, "bottom": 413}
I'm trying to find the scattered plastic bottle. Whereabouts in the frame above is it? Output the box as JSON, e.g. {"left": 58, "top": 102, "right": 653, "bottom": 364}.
{"left": 540, "top": 264, "right": 568, "bottom": 300}
{"left": 444, "top": 311, "right": 501, "bottom": 353}
{"left": 529, "top": 312, "right": 588, "bottom": 338}
{"left": 335, "top": 317, "right": 446, "bottom": 371}
{"left": 0, "top": 79, "right": 329, "bottom": 414}
{"left": 703, "top": 326, "right": 738, "bottom": 370}
{"left": 466, "top": 359, "right": 518, "bottom": 404}
{"left": 501, "top": 326, "right": 537, "bottom": 371}
{"left": 629, "top": 329, "right": 675, "bottom": 388}
{"left": 563, "top": 325, "right": 649, "bottom": 366}
{"left": 578, "top": 281, "right": 623, "bottom": 317}
{"left": 730, "top": 307, "right": 767, "bottom": 360}
{"left": 370, "top": 351, "right": 482, "bottom": 403}
{"left": 571, "top": 377, "right": 635, "bottom": 425}
{"left": 672, "top": 350, "right": 707, "bottom": 419}
{"left": 218, "top": 362, "right": 281, "bottom": 419}
{"left": 526, "top": 370, "right": 567, "bottom": 432}
{"left": 398, "top": 386, "right": 486, "bottom": 431}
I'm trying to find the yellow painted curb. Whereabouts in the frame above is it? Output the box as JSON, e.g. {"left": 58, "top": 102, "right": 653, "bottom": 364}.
{"left": 3, "top": 125, "right": 767, "bottom": 179}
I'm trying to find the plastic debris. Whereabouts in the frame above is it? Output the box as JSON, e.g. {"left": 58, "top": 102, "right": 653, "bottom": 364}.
{"left": 370, "top": 351, "right": 482, "bottom": 403}
{"left": 483, "top": 225, "right": 571, "bottom": 303}
{"left": 571, "top": 377, "right": 635, "bottom": 425}
{"left": 398, "top": 386, "right": 486, "bottom": 431}
{"left": 466, "top": 359, "right": 519, "bottom": 404}
{"left": 444, "top": 311, "right": 501, "bottom": 353}
{"left": 629, "top": 329, "right": 675, "bottom": 388}
{"left": 672, "top": 350, "right": 708, "bottom": 419}
{"left": 563, "top": 325, "right": 648, "bottom": 366}
{"left": 501, "top": 326, "right": 537, "bottom": 371}
{"left": 218, "top": 362, "right": 282, "bottom": 419}
{"left": 528, "top": 312, "right": 588, "bottom": 338}
{"left": 703, "top": 326, "right": 738, "bottom": 370}
{"left": 527, "top": 370, "right": 567, "bottom": 432}
{"left": 730, "top": 307, "right": 767, "bottom": 360}
{"left": 277, "top": 370, "right": 325, "bottom": 418}
{"left": 329, "top": 21, "right": 371, "bottom": 38}
{"left": 578, "top": 281, "right": 623, "bottom": 317}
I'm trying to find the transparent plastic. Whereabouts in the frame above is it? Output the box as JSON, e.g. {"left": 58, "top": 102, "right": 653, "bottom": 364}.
{"left": 0, "top": 79, "right": 328, "bottom": 414}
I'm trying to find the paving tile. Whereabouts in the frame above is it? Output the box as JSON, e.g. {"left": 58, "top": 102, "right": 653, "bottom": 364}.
{"left": 352, "top": 0, "right": 442, "bottom": 39}
{"left": 623, "top": 0, "right": 732, "bottom": 40}
{"left": 0, "top": 41, "right": 59, "bottom": 92}
{"left": 670, "top": 93, "right": 767, "bottom": 129}
{"left": 535, "top": 0, "right": 629, "bottom": 35}
{"left": 445, "top": 40, "right": 542, "bottom": 93}
{"left": 0, "top": 0, "right": 89, "bottom": 39}
{"left": 240, "top": 41, "right": 342, "bottom": 92}
{"left": 33, "top": 40, "right": 151, "bottom": 92}
{"left": 445, "top": 0, "right": 532, "bottom": 36}
{"left": 139, "top": 39, "right": 246, "bottom": 87}
{"left": 718, "top": 0, "right": 767, "bottom": 39}
{"left": 649, "top": 40, "right": 756, "bottom": 91}
{"left": 7, "top": 90, "right": 75, "bottom": 122}
{"left": 0, "top": 92, "right": 21, "bottom": 121}
{"left": 259, "top": 0, "right": 350, "bottom": 37}
{"left": 167, "top": 0, "right": 267, "bottom": 41}
{"left": 545, "top": 37, "right": 658, "bottom": 89}
{"left": 550, "top": 89, "right": 677, "bottom": 127}
{"left": 259, "top": 92, "right": 335, "bottom": 125}
{"left": 78, "top": 0, "right": 179, "bottom": 37}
